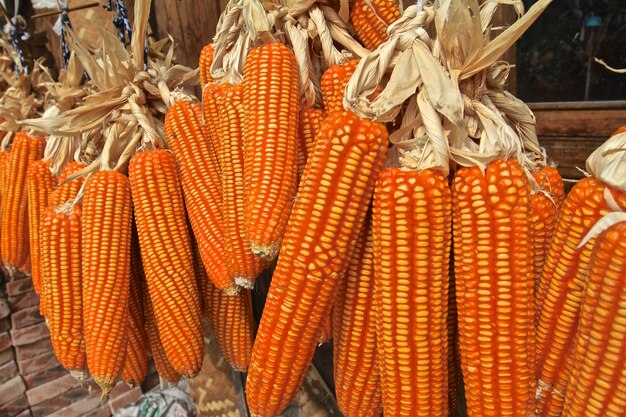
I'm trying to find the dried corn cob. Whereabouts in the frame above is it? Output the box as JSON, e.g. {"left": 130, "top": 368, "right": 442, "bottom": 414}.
{"left": 129, "top": 149, "right": 204, "bottom": 377}
{"left": 350, "top": 0, "right": 401, "bottom": 50}
{"left": 611, "top": 125, "right": 626, "bottom": 136}
{"left": 41, "top": 161, "right": 83, "bottom": 318}
{"left": 561, "top": 221, "right": 626, "bottom": 417}
{"left": 333, "top": 216, "right": 381, "bottom": 417}
{"left": 535, "top": 178, "right": 626, "bottom": 416}
{"left": 452, "top": 159, "right": 535, "bottom": 417}
{"left": 447, "top": 271, "right": 461, "bottom": 417}
{"left": 0, "top": 150, "right": 9, "bottom": 197}
{"left": 219, "top": 84, "right": 267, "bottom": 289}
{"left": 191, "top": 235, "right": 208, "bottom": 317}
{"left": 246, "top": 111, "right": 388, "bottom": 417}
{"left": 203, "top": 82, "right": 226, "bottom": 158}
{"left": 531, "top": 192, "right": 558, "bottom": 297}
{"left": 41, "top": 204, "right": 87, "bottom": 381}
{"left": 374, "top": 168, "right": 451, "bottom": 417}
{"left": 318, "top": 313, "right": 333, "bottom": 344}
{"left": 297, "top": 108, "right": 325, "bottom": 178}
{"left": 534, "top": 166, "right": 565, "bottom": 206}
{"left": 1, "top": 133, "right": 46, "bottom": 269}
{"left": 243, "top": 40, "right": 299, "bottom": 260}
{"left": 26, "top": 160, "right": 56, "bottom": 293}
{"left": 205, "top": 277, "right": 254, "bottom": 372}
{"left": 321, "top": 60, "right": 359, "bottom": 115}
{"left": 50, "top": 161, "right": 86, "bottom": 206}
{"left": 530, "top": 166, "right": 565, "bottom": 298}
{"left": 82, "top": 170, "right": 133, "bottom": 397}
{"left": 143, "top": 281, "right": 181, "bottom": 383}
{"left": 199, "top": 43, "right": 215, "bottom": 87}
{"left": 165, "top": 100, "right": 236, "bottom": 292}
{"left": 121, "top": 239, "right": 148, "bottom": 387}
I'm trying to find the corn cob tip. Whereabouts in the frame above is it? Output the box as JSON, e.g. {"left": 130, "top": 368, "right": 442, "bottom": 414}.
{"left": 250, "top": 242, "right": 280, "bottom": 260}
{"left": 161, "top": 375, "right": 182, "bottom": 384}
{"left": 69, "top": 369, "right": 90, "bottom": 383}
{"left": 223, "top": 285, "right": 242, "bottom": 296}
{"left": 232, "top": 365, "right": 248, "bottom": 373}
{"left": 93, "top": 376, "right": 117, "bottom": 400}
{"left": 318, "top": 339, "right": 330, "bottom": 346}
{"left": 234, "top": 277, "right": 255, "bottom": 290}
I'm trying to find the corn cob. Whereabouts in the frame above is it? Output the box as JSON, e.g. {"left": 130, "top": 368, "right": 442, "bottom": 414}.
{"left": 243, "top": 41, "right": 299, "bottom": 260}
{"left": 165, "top": 100, "right": 236, "bottom": 292}
{"left": 534, "top": 166, "right": 565, "bottom": 206}
{"left": 246, "top": 111, "right": 388, "bottom": 417}
{"left": 41, "top": 204, "right": 87, "bottom": 381}
{"left": 41, "top": 161, "right": 83, "bottom": 318}
{"left": 206, "top": 278, "right": 254, "bottom": 372}
{"left": 452, "top": 159, "right": 535, "bottom": 417}
{"left": 297, "top": 108, "right": 325, "bottom": 178}
{"left": 82, "top": 170, "right": 133, "bottom": 397}
{"left": 318, "top": 313, "right": 333, "bottom": 344}
{"left": 190, "top": 235, "right": 208, "bottom": 317}
{"left": 333, "top": 215, "right": 381, "bottom": 417}
{"left": 129, "top": 149, "right": 204, "bottom": 377}
{"left": 0, "top": 150, "right": 9, "bottom": 197}
{"left": 530, "top": 167, "right": 565, "bottom": 297}
{"left": 219, "top": 84, "right": 267, "bottom": 289}
{"left": 611, "top": 125, "right": 626, "bottom": 136}
{"left": 26, "top": 160, "right": 56, "bottom": 294}
{"left": 1, "top": 133, "right": 46, "bottom": 269}
{"left": 143, "top": 280, "right": 181, "bottom": 383}
{"left": 374, "top": 167, "right": 451, "bottom": 417}
{"left": 531, "top": 192, "right": 558, "bottom": 298}
{"left": 535, "top": 178, "right": 626, "bottom": 416}
{"left": 199, "top": 43, "right": 215, "bottom": 87}
{"left": 0, "top": 150, "right": 8, "bottom": 264}
{"left": 203, "top": 82, "right": 226, "bottom": 159}
{"left": 350, "top": 0, "right": 401, "bottom": 50}
{"left": 561, "top": 221, "right": 626, "bottom": 417}
{"left": 121, "top": 238, "right": 148, "bottom": 387}
{"left": 50, "top": 161, "right": 86, "bottom": 206}
{"left": 447, "top": 271, "right": 462, "bottom": 417}
{"left": 321, "top": 59, "right": 360, "bottom": 115}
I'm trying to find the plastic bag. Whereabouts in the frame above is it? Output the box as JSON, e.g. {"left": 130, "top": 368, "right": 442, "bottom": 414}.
{"left": 113, "top": 387, "right": 197, "bottom": 417}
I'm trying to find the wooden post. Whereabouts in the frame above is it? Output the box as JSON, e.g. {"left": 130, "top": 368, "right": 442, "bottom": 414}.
{"left": 150, "top": 0, "right": 229, "bottom": 68}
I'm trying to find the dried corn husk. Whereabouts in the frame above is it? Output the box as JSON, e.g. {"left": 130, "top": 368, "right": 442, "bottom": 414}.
{"left": 21, "top": 0, "right": 197, "bottom": 179}
{"left": 586, "top": 132, "right": 626, "bottom": 193}
{"left": 344, "top": 0, "right": 552, "bottom": 170}
{"left": 210, "top": 0, "right": 367, "bottom": 109}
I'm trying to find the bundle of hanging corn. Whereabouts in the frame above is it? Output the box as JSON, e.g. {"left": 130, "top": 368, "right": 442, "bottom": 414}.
{"left": 23, "top": 54, "right": 98, "bottom": 382}
{"left": 0, "top": 45, "right": 54, "bottom": 278}
{"left": 21, "top": 0, "right": 203, "bottom": 397}
{"left": 338, "top": 1, "right": 553, "bottom": 417}
{"left": 165, "top": 0, "right": 380, "bottom": 377}
{"left": 556, "top": 133, "right": 625, "bottom": 417}
{"left": 535, "top": 133, "right": 626, "bottom": 417}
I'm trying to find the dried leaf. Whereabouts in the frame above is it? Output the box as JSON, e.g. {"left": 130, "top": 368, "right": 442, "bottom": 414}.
{"left": 586, "top": 132, "right": 626, "bottom": 192}
{"left": 461, "top": 0, "right": 552, "bottom": 79}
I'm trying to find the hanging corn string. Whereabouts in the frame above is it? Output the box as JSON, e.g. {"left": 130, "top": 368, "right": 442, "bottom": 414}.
{"left": 341, "top": 1, "right": 553, "bottom": 417}
{"left": 21, "top": 0, "right": 203, "bottom": 396}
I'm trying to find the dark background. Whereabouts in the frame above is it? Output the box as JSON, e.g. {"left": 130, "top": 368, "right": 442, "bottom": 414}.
{"left": 517, "top": 0, "right": 626, "bottom": 102}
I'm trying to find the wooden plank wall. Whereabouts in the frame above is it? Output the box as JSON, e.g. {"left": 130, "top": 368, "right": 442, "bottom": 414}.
{"left": 30, "top": 1, "right": 119, "bottom": 71}
{"left": 533, "top": 107, "right": 626, "bottom": 182}
{"left": 151, "top": 0, "right": 229, "bottom": 68}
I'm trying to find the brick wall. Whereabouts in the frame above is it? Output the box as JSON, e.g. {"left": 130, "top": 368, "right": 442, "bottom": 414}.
{"left": 0, "top": 271, "right": 159, "bottom": 417}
